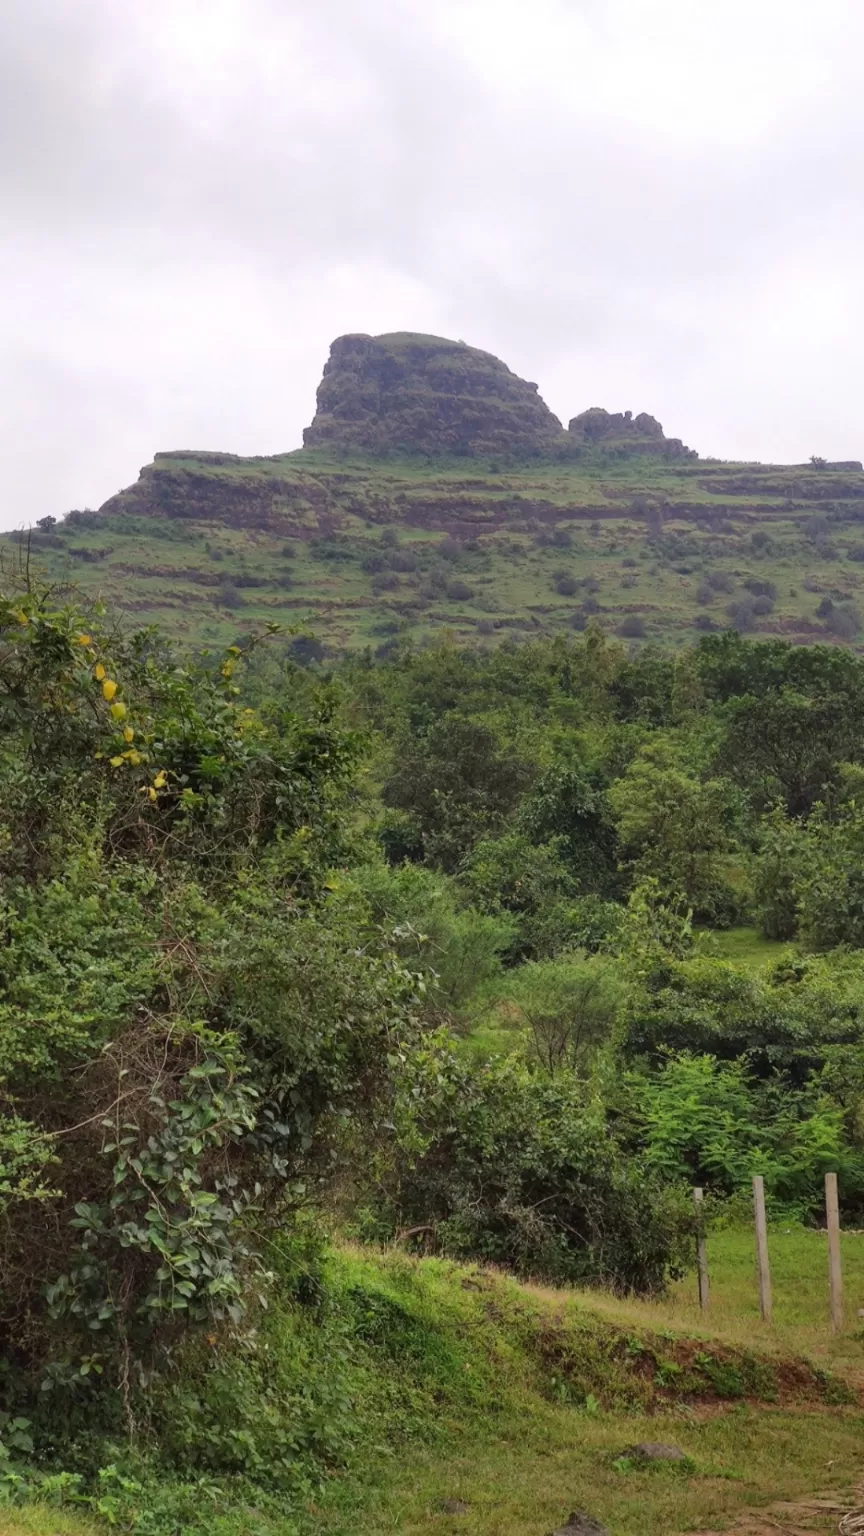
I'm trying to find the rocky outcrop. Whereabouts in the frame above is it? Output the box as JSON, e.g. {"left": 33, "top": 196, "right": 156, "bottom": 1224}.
{"left": 303, "top": 332, "right": 565, "bottom": 458}
{"left": 568, "top": 407, "right": 695, "bottom": 459}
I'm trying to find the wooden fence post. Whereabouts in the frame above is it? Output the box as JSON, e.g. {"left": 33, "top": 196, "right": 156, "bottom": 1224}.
{"left": 752, "top": 1175, "right": 772, "bottom": 1324}
{"left": 825, "top": 1171, "right": 843, "bottom": 1333}
{"left": 693, "top": 1187, "right": 709, "bottom": 1311}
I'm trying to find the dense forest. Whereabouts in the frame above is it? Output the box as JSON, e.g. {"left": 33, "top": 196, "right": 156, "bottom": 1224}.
{"left": 4, "top": 567, "right": 864, "bottom": 1530}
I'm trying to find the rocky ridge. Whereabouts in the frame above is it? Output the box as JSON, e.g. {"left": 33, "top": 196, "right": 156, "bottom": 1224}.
{"left": 302, "top": 331, "right": 692, "bottom": 460}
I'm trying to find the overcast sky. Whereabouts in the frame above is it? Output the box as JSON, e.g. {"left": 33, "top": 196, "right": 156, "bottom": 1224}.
{"left": 2, "top": 0, "right": 864, "bottom": 528}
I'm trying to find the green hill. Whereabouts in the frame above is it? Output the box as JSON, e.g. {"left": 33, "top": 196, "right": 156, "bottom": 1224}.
{"left": 11, "top": 331, "right": 864, "bottom": 653}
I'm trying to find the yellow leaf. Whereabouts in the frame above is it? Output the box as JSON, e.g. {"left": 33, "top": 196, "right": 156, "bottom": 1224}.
{"left": 221, "top": 662, "right": 233, "bottom": 678}
{"left": 110, "top": 701, "right": 127, "bottom": 721}
{"left": 110, "top": 756, "right": 124, "bottom": 768}
{"left": 147, "top": 786, "right": 157, "bottom": 802}
{"left": 13, "top": 610, "right": 28, "bottom": 625}
{"left": 126, "top": 750, "right": 142, "bottom": 765}
{"left": 77, "top": 633, "right": 92, "bottom": 645}
{"left": 153, "top": 770, "right": 167, "bottom": 789}
{"left": 94, "top": 663, "right": 106, "bottom": 682}
{"left": 102, "top": 679, "right": 117, "bottom": 701}
{"left": 122, "top": 726, "right": 134, "bottom": 742}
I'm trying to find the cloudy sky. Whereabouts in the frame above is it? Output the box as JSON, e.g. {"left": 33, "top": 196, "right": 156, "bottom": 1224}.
{"left": 2, "top": 0, "right": 864, "bottom": 528}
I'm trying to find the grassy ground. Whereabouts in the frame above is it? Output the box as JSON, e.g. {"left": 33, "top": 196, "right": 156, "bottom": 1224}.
{"left": 4, "top": 1230, "right": 864, "bottom": 1536}
{"left": 0, "top": 1511, "right": 99, "bottom": 1536}
{"left": 584, "top": 1224, "right": 864, "bottom": 1377}
{"left": 350, "top": 1402, "right": 864, "bottom": 1536}
{"left": 342, "top": 1227, "right": 864, "bottom": 1535}
{"left": 703, "top": 928, "right": 787, "bottom": 969}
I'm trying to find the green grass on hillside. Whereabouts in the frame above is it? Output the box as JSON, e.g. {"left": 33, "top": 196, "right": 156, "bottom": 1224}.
{"left": 3, "top": 1232, "right": 864, "bottom": 1536}
{"left": 11, "top": 447, "right": 864, "bottom": 653}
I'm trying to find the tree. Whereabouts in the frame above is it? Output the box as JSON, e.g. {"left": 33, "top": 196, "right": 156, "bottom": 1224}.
{"left": 607, "top": 748, "right": 739, "bottom": 914}
{"left": 517, "top": 764, "right": 619, "bottom": 894}
{"left": 718, "top": 687, "right": 864, "bottom": 817}
{"left": 381, "top": 715, "right": 533, "bottom": 872}
{"left": 495, "top": 955, "right": 624, "bottom": 1070}
{"left": 458, "top": 831, "right": 577, "bottom": 959}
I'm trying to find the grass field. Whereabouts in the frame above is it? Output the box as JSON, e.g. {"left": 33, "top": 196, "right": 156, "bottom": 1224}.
{"left": 350, "top": 1228, "right": 864, "bottom": 1535}
{"left": 3, "top": 1228, "right": 864, "bottom": 1536}
{"left": 699, "top": 927, "right": 786, "bottom": 969}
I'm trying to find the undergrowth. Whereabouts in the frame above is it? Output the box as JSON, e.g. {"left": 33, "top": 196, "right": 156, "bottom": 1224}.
{"left": 1, "top": 1244, "right": 855, "bottom": 1535}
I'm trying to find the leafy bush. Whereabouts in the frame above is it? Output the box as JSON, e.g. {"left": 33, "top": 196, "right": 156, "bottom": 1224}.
{"left": 490, "top": 954, "right": 625, "bottom": 1070}
{"left": 628, "top": 1052, "right": 864, "bottom": 1210}
{"left": 340, "top": 860, "right": 514, "bottom": 1012}
{"left": 0, "top": 583, "right": 421, "bottom": 1413}
{"left": 378, "top": 1046, "right": 691, "bottom": 1293}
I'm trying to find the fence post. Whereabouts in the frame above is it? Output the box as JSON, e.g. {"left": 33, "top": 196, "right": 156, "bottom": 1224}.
{"left": 752, "top": 1175, "right": 772, "bottom": 1324}
{"left": 825, "top": 1171, "right": 844, "bottom": 1333}
{"left": 693, "top": 1186, "right": 709, "bottom": 1311}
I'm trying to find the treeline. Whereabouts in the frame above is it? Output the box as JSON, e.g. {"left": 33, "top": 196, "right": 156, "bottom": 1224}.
{"left": 5, "top": 584, "right": 864, "bottom": 1518}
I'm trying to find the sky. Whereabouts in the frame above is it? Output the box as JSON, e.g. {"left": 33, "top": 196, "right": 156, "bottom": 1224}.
{"left": 2, "top": 0, "right": 864, "bottom": 528}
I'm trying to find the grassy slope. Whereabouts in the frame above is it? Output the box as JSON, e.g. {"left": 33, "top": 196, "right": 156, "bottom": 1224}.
{"left": 11, "top": 448, "right": 864, "bottom": 652}
{"left": 4, "top": 1232, "right": 864, "bottom": 1536}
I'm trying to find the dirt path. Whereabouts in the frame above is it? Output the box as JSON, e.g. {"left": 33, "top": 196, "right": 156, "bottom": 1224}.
{"left": 694, "top": 1487, "right": 863, "bottom": 1535}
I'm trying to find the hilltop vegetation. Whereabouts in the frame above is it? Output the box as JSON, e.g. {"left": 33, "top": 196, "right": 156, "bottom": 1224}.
{"left": 11, "top": 331, "right": 864, "bottom": 654}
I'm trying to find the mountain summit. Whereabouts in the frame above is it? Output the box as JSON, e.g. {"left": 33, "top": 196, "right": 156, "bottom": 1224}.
{"left": 303, "top": 331, "right": 693, "bottom": 460}
{"left": 303, "top": 331, "right": 565, "bottom": 457}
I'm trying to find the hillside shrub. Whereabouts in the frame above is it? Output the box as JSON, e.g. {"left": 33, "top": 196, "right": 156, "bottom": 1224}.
{"left": 376, "top": 1047, "right": 691, "bottom": 1293}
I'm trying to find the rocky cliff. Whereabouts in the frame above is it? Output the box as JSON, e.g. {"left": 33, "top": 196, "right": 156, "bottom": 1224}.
{"left": 567, "top": 407, "right": 694, "bottom": 459}
{"left": 302, "top": 332, "right": 565, "bottom": 457}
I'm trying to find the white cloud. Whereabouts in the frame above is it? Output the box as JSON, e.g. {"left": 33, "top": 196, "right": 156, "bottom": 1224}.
{"left": 1, "top": 0, "right": 863, "bottom": 525}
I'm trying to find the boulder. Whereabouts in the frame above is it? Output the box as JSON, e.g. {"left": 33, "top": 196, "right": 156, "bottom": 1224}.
{"left": 622, "top": 1442, "right": 686, "bottom": 1462}
{"left": 549, "top": 1514, "right": 610, "bottom": 1535}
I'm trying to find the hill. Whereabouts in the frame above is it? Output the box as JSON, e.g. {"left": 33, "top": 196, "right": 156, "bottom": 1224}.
{"left": 10, "top": 331, "right": 864, "bottom": 653}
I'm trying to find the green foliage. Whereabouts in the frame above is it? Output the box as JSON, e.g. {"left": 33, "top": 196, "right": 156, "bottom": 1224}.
{"left": 491, "top": 955, "right": 625, "bottom": 1070}
{"left": 0, "top": 580, "right": 422, "bottom": 1416}
{"left": 459, "top": 831, "right": 578, "bottom": 958}
{"left": 608, "top": 745, "right": 740, "bottom": 916}
{"left": 795, "top": 788, "right": 864, "bottom": 951}
{"left": 622, "top": 950, "right": 864, "bottom": 1084}
{"left": 338, "top": 859, "right": 515, "bottom": 1011}
{"left": 381, "top": 713, "right": 533, "bottom": 871}
{"left": 374, "top": 1043, "right": 691, "bottom": 1294}
{"left": 627, "top": 1052, "right": 864, "bottom": 1207}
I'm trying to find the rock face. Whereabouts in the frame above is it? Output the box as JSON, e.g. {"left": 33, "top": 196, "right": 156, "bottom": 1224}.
{"left": 568, "top": 407, "right": 694, "bottom": 459}
{"left": 303, "top": 332, "right": 564, "bottom": 458}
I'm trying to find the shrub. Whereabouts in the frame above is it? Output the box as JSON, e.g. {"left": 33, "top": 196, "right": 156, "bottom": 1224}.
{"left": 492, "top": 954, "right": 626, "bottom": 1070}
{"left": 744, "top": 578, "right": 777, "bottom": 599}
{"left": 725, "top": 598, "right": 756, "bottom": 632}
{"left": 217, "top": 582, "right": 244, "bottom": 608}
{"left": 554, "top": 573, "right": 579, "bottom": 597}
{"left": 0, "top": 582, "right": 417, "bottom": 1408}
{"left": 617, "top": 615, "right": 647, "bottom": 638}
{"left": 445, "top": 579, "right": 474, "bottom": 602}
{"left": 381, "top": 1047, "right": 691, "bottom": 1293}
